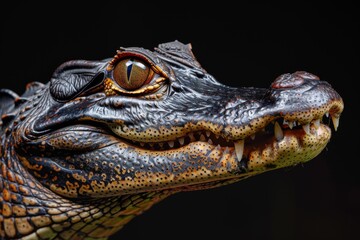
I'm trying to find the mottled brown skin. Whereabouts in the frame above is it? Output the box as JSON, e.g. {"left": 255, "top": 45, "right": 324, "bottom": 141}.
{"left": 0, "top": 41, "right": 343, "bottom": 239}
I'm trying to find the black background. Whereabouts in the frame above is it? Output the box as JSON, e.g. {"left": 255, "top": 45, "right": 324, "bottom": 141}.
{"left": 1, "top": 3, "right": 358, "bottom": 240}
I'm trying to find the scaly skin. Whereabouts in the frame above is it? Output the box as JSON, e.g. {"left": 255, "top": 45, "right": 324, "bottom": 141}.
{"left": 0, "top": 41, "right": 343, "bottom": 239}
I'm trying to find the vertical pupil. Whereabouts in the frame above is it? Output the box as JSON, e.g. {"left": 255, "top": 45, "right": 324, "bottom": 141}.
{"left": 113, "top": 57, "right": 151, "bottom": 90}
{"left": 125, "top": 59, "right": 134, "bottom": 82}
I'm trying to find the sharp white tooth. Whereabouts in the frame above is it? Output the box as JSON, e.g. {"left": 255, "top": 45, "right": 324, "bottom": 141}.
{"left": 178, "top": 137, "right": 185, "bottom": 145}
{"left": 140, "top": 142, "right": 145, "bottom": 147}
{"left": 314, "top": 119, "right": 320, "bottom": 128}
{"left": 250, "top": 134, "right": 255, "bottom": 140}
{"left": 189, "top": 133, "right": 196, "bottom": 141}
{"left": 206, "top": 131, "right": 211, "bottom": 137}
{"left": 302, "top": 123, "right": 310, "bottom": 134}
{"left": 325, "top": 112, "right": 329, "bottom": 118}
{"left": 331, "top": 115, "right": 340, "bottom": 131}
{"left": 288, "top": 121, "right": 294, "bottom": 129}
{"left": 234, "top": 140, "right": 244, "bottom": 161}
{"left": 274, "top": 122, "right": 284, "bottom": 141}
{"left": 168, "top": 141, "right": 174, "bottom": 148}
{"left": 199, "top": 134, "right": 206, "bottom": 142}
{"left": 208, "top": 139, "right": 213, "bottom": 145}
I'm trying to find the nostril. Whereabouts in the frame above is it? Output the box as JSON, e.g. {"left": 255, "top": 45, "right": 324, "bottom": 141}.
{"left": 271, "top": 71, "right": 319, "bottom": 89}
{"left": 293, "top": 71, "right": 320, "bottom": 81}
{"left": 271, "top": 73, "right": 304, "bottom": 89}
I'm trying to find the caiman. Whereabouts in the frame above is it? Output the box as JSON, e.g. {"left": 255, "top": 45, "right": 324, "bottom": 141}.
{"left": 0, "top": 40, "right": 344, "bottom": 239}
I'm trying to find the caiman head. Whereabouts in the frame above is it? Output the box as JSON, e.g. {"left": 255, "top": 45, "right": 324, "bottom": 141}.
{"left": 12, "top": 40, "right": 343, "bottom": 198}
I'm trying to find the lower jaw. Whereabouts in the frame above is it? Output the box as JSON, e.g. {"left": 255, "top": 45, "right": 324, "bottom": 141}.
{"left": 119, "top": 125, "right": 331, "bottom": 194}
{"left": 19, "top": 124, "right": 331, "bottom": 198}
{"left": 244, "top": 124, "right": 331, "bottom": 172}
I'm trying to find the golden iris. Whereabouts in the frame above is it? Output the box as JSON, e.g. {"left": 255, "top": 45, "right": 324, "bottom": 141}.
{"left": 113, "top": 58, "right": 153, "bottom": 90}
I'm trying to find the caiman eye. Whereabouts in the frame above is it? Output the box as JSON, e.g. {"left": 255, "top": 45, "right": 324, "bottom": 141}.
{"left": 113, "top": 58, "right": 154, "bottom": 90}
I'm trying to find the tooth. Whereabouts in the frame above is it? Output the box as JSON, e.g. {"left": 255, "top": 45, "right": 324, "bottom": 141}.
{"left": 189, "top": 133, "right": 196, "bottom": 141}
{"left": 331, "top": 115, "right": 340, "bottom": 131}
{"left": 159, "top": 142, "right": 164, "bottom": 148}
{"left": 314, "top": 119, "right": 320, "bottom": 128}
{"left": 234, "top": 140, "right": 244, "bottom": 161}
{"left": 149, "top": 143, "right": 154, "bottom": 148}
{"left": 250, "top": 134, "right": 255, "bottom": 140}
{"left": 140, "top": 142, "right": 145, "bottom": 147}
{"left": 178, "top": 137, "right": 185, "bottom": 145}
{"left": 208, "top": 139, "right": 213, "bottom": 145}
{"left": 274, "top": 122, "right": 284, "bottom": 141}
{"left": 206, "top": 131, "right": 211, "bottom": 137}
{"left": 215, "top": 135, "right": 220, "bottom": 139}
{"left": 199, "top": 134, "right": 206, "bottom": 142}
{"left": 224, "top": 146, "right": 230, "bottom": 153}
{"left": 325, "top": 112, "right": 329, "bottom": 118}
{"left": 288, "top": 121, "right": 294, "bottom": 129}
{"left": 302, "top": 123, "right": 310, "bottom": 134}
{"left": 168, "top": 141, "right": 174, "bottom": 148}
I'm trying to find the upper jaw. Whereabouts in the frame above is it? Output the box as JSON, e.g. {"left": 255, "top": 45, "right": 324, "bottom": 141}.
{"left": 107, "top": 74, "right": 343, "bottom": 170}
{"left": 107, "top": 104, "right": 339, "bottom": 157}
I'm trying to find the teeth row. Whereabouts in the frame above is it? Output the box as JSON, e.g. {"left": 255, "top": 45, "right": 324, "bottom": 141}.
{"left": 137, "top": 131, "right": 219, "bottom": 150}
{"left": 282, "top": 112, "right": 339, "bottom": 131}
{"left": 234, "top": 113, "right": 340, "bottom": 162}
{"left": 134, "top": 112, "right": 340, "bottom": 162}
{"left": 276, "top": 114, "right": 339, "bottom": 138}
{"left": 277, "top": 112, "right": 340, "bottom": 137}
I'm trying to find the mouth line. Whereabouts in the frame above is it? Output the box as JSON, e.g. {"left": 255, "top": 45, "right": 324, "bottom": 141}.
{"left": 122, "top": 111, "right": 338, "bottom": 160}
